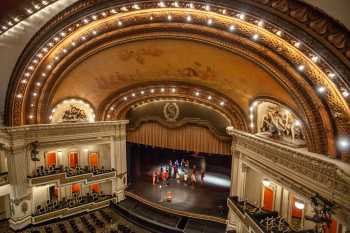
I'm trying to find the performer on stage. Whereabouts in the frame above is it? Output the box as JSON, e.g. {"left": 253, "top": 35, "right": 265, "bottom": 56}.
{"left": 156, "top": 170, "right": 160, "bottom": 184}
{"left": 191, "top": 165, "right": 197, "bottom": 185}
{"left": 161, "top": 167, "right": 166, "bottom": 186}
{"left": 165, "top": 169, "right": 169, "bottom": 186}
{"left": 200, "top": 158, "right": 206, "bottom": 184}
{"left": 200, "top": 168, "right": 205, "bottom": 184}
{"left": 173, "top": 163, "right": 177, "bottom": 179}
{"left": 152, "top": 170, "right": 157, "bottom": 185}
{"left": 174, "top": 159, "right": 179, "bottom": 169}
{"left": 185, "top": 159, "right": 190, "bottom": 172}
{"left": 168, "top": 160, "right": 173, "bottom": 178}
{"left": 180, "top": 159, "right": 185, "bottom": 169}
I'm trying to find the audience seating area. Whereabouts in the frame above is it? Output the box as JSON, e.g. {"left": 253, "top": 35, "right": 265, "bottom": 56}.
{"left": 34, "top": 192, "right": 114, "bottom": 216}
{"left": 3, "top": 197, "right": 226, "bottom": 233}
{"left": 31, "top": 165, "right": 114, "bottom": 178}
{"left": 27, "top": 208, "right": 140, "bottom": 233}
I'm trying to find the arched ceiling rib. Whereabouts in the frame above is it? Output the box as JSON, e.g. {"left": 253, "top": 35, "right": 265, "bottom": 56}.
{"left": 2, "top": 0, "right": 350, "bottom": 161}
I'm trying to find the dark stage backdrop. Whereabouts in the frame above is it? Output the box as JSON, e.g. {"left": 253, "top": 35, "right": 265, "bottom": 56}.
{"left": 127, "top": 143, "right": 231, "bottom": 185}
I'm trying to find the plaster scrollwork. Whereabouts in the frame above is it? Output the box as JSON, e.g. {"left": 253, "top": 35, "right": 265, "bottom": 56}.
{"left": 50, "top": 99, "right": 95, "bottom": 123}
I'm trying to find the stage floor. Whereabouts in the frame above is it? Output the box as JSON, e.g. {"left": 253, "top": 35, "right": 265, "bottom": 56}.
{"left": 127, "top": 171, "right": 230, "bottom": 219}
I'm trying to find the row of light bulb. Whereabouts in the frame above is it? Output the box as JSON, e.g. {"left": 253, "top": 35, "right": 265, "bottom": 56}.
{"left": 106, "top": 86, "right": 227, "bottom": 119}
{"left": 0, "top": 0, "right": 54, "bottom": 35}
{"left": 15, "top": 1, "right": 349, "bottom": 122}
{"left": 109, "top": 87, "right": 226, "bottom": 110}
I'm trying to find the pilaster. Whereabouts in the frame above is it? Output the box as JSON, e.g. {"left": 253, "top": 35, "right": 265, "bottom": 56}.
{"left": 110, "top": 125, "right": 127, "bottom": 202}
{"left": 7, "top": 149, "right": 32, "bottom": 230}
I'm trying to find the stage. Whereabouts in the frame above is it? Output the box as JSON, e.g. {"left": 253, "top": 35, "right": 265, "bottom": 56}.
{"left": 126, "top": 171, "right": 230, "bottom": 222}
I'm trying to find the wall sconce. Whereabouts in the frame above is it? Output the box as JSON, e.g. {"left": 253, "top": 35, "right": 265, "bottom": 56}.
{"left": 262, "top": 178, "right": 271, "bottom": 187}
{"left": 294, "top": 200, "right": 305, "bottom": 210}
{"left": 84, "top": 149, "right": 89, "bottom": 152}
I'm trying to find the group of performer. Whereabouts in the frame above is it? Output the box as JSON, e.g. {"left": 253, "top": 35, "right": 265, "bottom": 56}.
{"left": 152, "top": 158, "right": 206, "bottom": 186}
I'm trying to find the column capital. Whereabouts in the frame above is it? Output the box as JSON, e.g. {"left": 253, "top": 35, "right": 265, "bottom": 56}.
{"left": 232, "top": 150, "right": 241, "bottom": 159}
{"left": 241, "top": 163, "right": 249, "bottom": 173}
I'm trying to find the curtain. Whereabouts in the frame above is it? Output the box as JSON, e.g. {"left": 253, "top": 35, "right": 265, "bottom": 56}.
{"left": 127, "top": 122, "right": 231, "bottom": 155}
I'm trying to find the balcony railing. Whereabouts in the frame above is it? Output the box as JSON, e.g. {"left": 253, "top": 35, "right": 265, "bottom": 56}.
{"left": 32, "top": 194, "right": 115, "bottom": 224}
{"left": 28, "top": 167, "right": 116, "bottom": 186}
{"left": 226, "top": 128, "right": 350, "bottom": 216}
{"left": 227, "top": 197, "right": 312, "bottom": 233}
{"left": 0, "top": 172, "right": 8, "bottom": 186}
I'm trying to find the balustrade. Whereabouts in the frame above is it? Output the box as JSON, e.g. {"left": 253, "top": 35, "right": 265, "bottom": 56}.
{"left": 28, "top": 166, "right": 116, "bottom": 186}
{"left": 228, "top": 197, "right": 313, "bottom": 233}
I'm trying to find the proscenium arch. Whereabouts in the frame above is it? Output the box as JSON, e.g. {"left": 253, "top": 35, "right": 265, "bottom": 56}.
{"left": 97, "top": 82, "right": 248, "bottom": 131}
{"left": 27, "top": 27, "right": 336, "bottom": 156}
{"left": 4, "top": 1, "right": 350, "bottom": 159}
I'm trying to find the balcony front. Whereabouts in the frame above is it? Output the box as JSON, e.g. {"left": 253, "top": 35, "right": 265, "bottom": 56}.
{"left": 32, "top": 181, "right": 116, "bottom": 224}
{"left": 28, "top": 166, "right": 116, "bottom": 186}
{"left": 28, "top": 143, "right": 116, "bottom": 187}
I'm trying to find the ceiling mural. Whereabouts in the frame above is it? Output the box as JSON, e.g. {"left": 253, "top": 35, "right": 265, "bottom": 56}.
{"left": 3, "top": 0, "right": 350, "bottom": 160}
{"left": 51, "top": 39, "right": 297, "bottom": 116}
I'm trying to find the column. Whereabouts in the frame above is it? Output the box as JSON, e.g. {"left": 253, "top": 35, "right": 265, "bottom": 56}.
{"left": 230, "top": 150, "right": 240, "bottom": 197}
{"left": 7, "top": 148, "right": 32, "bottom": 230}
{"left": 110, "top": 124, "right": 127, "bottom": 202}
{"left": 230, "top": 150, "right": 247, "bottom": 199}
{"left": 228, "top": 149, "right": 248, "bottom": 233}
{"left": 280, "top": 188, "right": 291, "bottom": 221}
{"left": 274, "top": 185, "right": 283, "bottom": 213}
{"left": 237, "top": 162, "right": 248, "bottom": 200}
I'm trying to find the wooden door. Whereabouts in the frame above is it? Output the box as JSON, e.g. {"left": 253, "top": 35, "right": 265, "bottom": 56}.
{"left": 263, "top": 186, "right": 274, "bottom": 211}
{"left": 89, "top": 152, "right": 98, "bottom": 168}
{"left": 46, "top": 152, "right": 57, "bottom": 167}
{"left": 69, "top": 152, "right": 79, "bottom": 168}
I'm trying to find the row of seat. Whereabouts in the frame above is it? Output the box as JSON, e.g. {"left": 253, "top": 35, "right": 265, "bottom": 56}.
{"left": 35, "top": 193, "right": 113, "bottom": 216}
{"left": 33, "top": 164, "right": 114, "bottom": 178}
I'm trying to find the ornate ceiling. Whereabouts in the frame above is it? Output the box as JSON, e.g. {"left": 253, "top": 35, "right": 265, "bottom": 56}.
{"left": 2, "top": 0, "right": 350, "bottom": 161}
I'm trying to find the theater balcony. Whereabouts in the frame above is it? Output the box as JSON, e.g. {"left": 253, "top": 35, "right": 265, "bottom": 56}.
{"left": 0, "top": 172, "right": 8, "bottom": 186}
{"left": 28, "top": 166, "right": 116, "bottom": 187}
{"left": 32, "top": 191, "right": 115, "bottom": 224}
{"left": 227, "top": 196, "right": 298, "bottom": 233}
{"left": 226, "top": 127, "right": 350, "bottom": 233}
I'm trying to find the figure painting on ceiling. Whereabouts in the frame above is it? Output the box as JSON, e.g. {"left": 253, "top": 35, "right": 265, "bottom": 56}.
{"left": 257, "top": 102, "right": 305, "bottom": 147}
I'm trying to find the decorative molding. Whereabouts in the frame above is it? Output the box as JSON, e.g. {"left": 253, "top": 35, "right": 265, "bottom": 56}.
{"left": 227, "top": 127, "right": 350, "bottom": 217}
{"left": 28, "top": 171, "right": 116, "bottom": 187}
{"left": 7, "top": 21, "right": 339, "bottom": 156}
{"left": 0, "top": 172, "right": 9, "bottom": 186}
{"left": 32, "top": 197, "right": 114, "bottom": 224}
{"left": 248, "top": 0, "right": 350, "bottom": 65}
{"left": 0, "top": 121, "right": 128, "bottom": 152}
{"left": 3, "top": 0, "right": 349, "bottom": 158}
{"left": 101, "top": 82, "right": 248, "bottom": 131}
